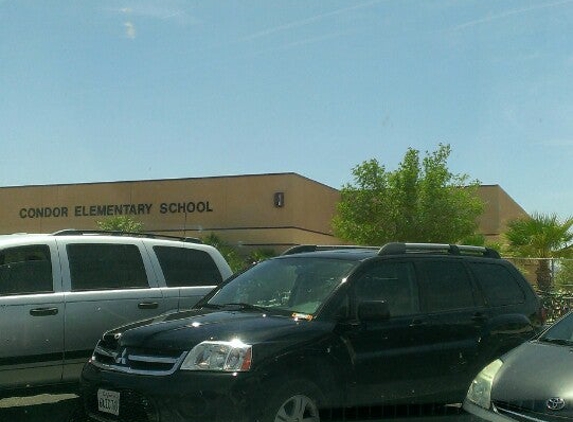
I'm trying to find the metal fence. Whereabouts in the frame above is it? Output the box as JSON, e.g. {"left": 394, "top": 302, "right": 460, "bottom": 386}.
{"left": 506, "top": 257, "right": 573, "bottom": 321}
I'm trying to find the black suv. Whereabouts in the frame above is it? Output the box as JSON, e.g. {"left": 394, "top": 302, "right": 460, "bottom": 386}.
{"left": 79, "top": 243, "right": 544, "bottom": 422}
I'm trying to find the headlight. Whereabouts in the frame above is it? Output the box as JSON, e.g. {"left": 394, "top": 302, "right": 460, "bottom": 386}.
{"left": 466, "top": 359, "right": 503, "bottom": 409}
{"left": 180, "top": 340, "right": 252, "bottom": 372}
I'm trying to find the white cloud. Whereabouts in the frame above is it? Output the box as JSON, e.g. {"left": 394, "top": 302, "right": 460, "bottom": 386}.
{"left": 238, "top": 0, "right": 383, "bottom": 42}
{"left": 111, "top": 3, "right": 197, "bottom": 24}
{"left": 106, "top": 3, "right": 197, "bottom": 39}
{"left": 539, "top": 139, "right": 573, "bottom": 147}
{"left": 450, "top": 0, "right": 573, "bottom": 31}
{"left": 124, "top": 21, "right": 136, "bottom": 39}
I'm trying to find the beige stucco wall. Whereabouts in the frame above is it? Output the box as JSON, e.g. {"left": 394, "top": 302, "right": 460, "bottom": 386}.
{"left": 0, "top": 173, "right": 340, "bottom": 252}
{"left": 475, "top": 185, "right": 529, "bottom": 241}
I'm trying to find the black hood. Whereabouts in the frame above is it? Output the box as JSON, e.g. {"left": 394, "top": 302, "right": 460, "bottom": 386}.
{"left": 104, "top": 308, "right": 333, "bottom": 352}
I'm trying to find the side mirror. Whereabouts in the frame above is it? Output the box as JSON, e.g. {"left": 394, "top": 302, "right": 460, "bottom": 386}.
{"left": 358, "top": 300, "right": 390, "bottom": 322}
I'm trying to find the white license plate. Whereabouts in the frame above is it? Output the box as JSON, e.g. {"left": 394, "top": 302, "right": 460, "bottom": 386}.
{"left": 97, "top": 388, "right": 120, "bottom": 416}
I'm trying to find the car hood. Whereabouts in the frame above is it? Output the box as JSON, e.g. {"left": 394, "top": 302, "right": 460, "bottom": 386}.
{"left": 491, "top": 341, "right": 573, "bottom": 417}
{"left": 105, "top": 308, "right": 332, "bottom": 351}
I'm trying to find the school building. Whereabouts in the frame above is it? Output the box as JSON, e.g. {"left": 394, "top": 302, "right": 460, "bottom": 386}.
{"left": 0, "top": 173, "right": 528, "bottom": 253}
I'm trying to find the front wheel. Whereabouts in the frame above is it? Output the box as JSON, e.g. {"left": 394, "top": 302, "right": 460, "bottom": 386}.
{"left": 262, "top": 380, "right": 323, "bottom": 422}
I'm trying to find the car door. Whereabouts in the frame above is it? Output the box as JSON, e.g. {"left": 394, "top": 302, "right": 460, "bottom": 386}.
{"left": 58, "top": 239, "right": 170, "bottom": 381}
{"left": 341, "top": 259, "right": 435, "bottom": 406}
{"left": 0, "top": 242, "right": 65, "bottom": 390}
{"left": 416, "top": 258, "right": 487, "bottom": 401}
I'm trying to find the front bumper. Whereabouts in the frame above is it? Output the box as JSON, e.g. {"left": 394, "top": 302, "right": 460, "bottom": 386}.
{"left": 80, "top": 362, "right": 259, "bottom": 422}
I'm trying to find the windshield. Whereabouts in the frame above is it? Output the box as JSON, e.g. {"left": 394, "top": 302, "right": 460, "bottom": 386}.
{"left": 206, "top": 257, "right": 358, "bottom": 315}
{"left": 539, "top": 312, "right": 573, "bottom": 345}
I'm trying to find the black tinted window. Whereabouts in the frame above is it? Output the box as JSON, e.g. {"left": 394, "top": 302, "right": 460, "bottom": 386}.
{"left": 68, "top": 244, "right": 148, "bottom": 291}
{"left": 154, "top": 246, "right": 222, "bottom": 287}
{"left": 355, "top": 262, "right": 419, "bottom": 317}
{"left": 469, "top": 262, "right": 525, "bottom": 306}
{"left": 540, "top": 313, "right": 573, "bottom": 343}
{"left": 419, "top": 260, "right": 476, "bottom": 312}
{"left": 0, "top": 245, "right": 52, "bottom": 295}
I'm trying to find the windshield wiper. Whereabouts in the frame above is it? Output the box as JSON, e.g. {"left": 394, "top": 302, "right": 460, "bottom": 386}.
{"left": 200, "top": 303, "right": 224, "bottom": 309}
{"left": 540, "top": 337, "right": 573, "bottom": 346}
{"left": 219, "top": 302, "right": 268, "bottom": 312}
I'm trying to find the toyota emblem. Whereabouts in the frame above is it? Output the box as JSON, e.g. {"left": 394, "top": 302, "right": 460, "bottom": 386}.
{"left": 546, "top": 398, "right": 566, "bottom": 411}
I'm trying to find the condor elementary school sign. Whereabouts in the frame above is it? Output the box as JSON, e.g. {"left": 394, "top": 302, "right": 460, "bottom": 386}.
{"left": 18, "top": 201, "right": 213, "bottom": 220}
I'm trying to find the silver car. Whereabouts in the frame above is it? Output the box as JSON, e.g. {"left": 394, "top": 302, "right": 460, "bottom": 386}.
{"left": 0, "top": 230, "right": 232, "bottom": 395}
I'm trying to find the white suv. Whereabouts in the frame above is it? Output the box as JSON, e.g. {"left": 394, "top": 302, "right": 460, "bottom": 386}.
{"left": 0, "top": 230, "right": 232, "bottom": 396}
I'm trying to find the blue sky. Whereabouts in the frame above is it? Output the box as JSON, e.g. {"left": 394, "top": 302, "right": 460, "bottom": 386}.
{"left": 1, "top": 0, "right": 573, "bottom": 218}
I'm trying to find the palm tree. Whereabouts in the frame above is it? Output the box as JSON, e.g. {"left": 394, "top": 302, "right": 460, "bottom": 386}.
{"left": 505, "top": 213, "right": 573, "bottom": 291}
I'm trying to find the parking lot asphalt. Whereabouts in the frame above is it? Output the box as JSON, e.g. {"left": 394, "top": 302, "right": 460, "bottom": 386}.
{"left": 0, "top": 394, "right": 481, "bottom": 422}
{"left": 0, "top": 394, "right": 80, "bottom": 421}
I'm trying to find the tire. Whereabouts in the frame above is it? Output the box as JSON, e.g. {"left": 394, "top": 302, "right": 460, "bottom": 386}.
{"left": 261, "top": 380, "right": 323, "bottom": 422}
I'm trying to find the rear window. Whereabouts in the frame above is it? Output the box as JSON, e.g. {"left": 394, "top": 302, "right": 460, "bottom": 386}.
{"left": 469, "top": 262, "right": 526, "bottom": 307}
{"left": 154, "top": 246, "right": 222, "bottom": 287}
{"left": 67, "top": 243, "right": 148, "bottom": 291}
{"left": 418, "top": 260, "right": 476, "bottom": 312}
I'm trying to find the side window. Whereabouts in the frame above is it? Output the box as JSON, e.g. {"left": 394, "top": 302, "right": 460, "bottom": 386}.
{"left": 0, "top": 245, "right": 53, "bottom": 295}
{"left": 469, "top": 262, "right": 526, "bottom": 306}
{"left": 67, "top": 244, "right": 148, "bottom": 291}
{"left": 354, "top": 262, "right": 420, "bottom": 317}
{"left": 154, "top": 246, "right": 223, "bottom": 287}
{"left": 419, "top": 260, "right": 476, "bottom": 312}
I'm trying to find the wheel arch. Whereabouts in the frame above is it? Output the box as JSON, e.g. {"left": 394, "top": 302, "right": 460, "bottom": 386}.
{"left": 253, "top": 348, "right": 347, "bottom": 409}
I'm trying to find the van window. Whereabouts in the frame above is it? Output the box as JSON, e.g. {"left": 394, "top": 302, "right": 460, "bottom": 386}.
{"left": 354, "top": 262, "right": 420, "bottom": 317}
{"left": 419, "top": 260, "right": 476, "bottom": 312}
{"left": 469, "top": 262, "right": 526, "bottom": 306}
{"left": 154, "top": 246, "right": 223, "bottom": 287}
{"left": 0, "top": 245, "right": 53, "bottom": 295}
{"left": 67, "top": 244, "right": 148, "bottom": 291}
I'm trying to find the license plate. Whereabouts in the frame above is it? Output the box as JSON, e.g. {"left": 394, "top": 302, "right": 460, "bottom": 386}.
{"left": 97, "top": 388, "right": 120, "bottom": 416}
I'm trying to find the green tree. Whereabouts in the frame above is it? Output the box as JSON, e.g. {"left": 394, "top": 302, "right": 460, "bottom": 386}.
{"left": 201, "top": 233, "right": 245, "bottom": 272}
{"left": 247, "top": 248, "right": 277, "bottom": 265}
{"left": 504, "top": 212, "right": 573, "bottom": 291}
{"left": 97, "top": 216, "right": 144, "bottom": 233}
{"left": 554, "top": 259, "right": 573, "bottom": 292}
{"left": 332, "top": 144, "right": 484, "bottom": 244}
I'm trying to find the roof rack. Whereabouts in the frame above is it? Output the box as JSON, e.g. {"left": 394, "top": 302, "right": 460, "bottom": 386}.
{"left": 282, "top": 244, "right": 379, "bottom": 256}
{"left": 52, "top": 229, "right": 203, "bottom": 244}
{"left": 378, "top": 242, "right": 500, "bottom": 259}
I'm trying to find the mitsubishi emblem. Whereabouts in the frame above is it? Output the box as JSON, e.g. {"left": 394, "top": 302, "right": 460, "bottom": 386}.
{"left": 114, "top": 348, "right": 128, "bottom": 365}
{"left": 546, "top": 398, "right": 566, "bottom": 411}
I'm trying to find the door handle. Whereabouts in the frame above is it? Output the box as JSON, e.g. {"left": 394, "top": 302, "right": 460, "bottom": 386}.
{"left": 30, "top": 307, "right": 59, "bottom": 316}
{"left": 472, "top": 313, "right": 487, "bottom": 322}
{"left": 409, "top": 318, "right": 426, "bottom": 327}
{"left": 138, "top": 302, "right": 159, "bottom": 310}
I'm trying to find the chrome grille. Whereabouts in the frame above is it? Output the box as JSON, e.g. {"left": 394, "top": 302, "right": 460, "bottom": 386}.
{"left": 91, "top": 342, "right": 187, "bottom": 375}
{"left": 494, "top": 401, "right": 573, "bottom": 422}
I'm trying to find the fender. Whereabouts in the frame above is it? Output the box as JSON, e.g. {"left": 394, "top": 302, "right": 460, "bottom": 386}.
{"left": 250, "top": 336, "right": 350, "bottom": 409}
